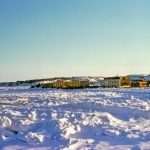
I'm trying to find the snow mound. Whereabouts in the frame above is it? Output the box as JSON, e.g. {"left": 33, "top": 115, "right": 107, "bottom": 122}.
{"left": 0, "top": 116, "right": 12, "bottom": 128}
{"left": 15, "top": 98, "right": 28, "bottom": 104}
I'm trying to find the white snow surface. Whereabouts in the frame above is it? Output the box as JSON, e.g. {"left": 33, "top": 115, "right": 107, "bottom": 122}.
{"left": 0, "top": 86, "right": 150, "bottom": 150}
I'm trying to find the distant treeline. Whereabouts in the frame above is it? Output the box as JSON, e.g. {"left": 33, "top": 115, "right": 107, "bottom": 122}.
{"left": 16, "top": 77, "right": 71, "bottom": 84}
{"left": 0, "top": 77, "right": 72, "bottom": 87}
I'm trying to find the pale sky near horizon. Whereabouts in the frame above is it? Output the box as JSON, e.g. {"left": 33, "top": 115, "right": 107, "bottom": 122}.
{"left": 0, "top": 0, "right": 150, "bottom": 82}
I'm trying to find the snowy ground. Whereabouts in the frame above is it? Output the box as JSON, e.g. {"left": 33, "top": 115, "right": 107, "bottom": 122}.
{"left": 0, "top": 86, "right": 150, "bottom": 150}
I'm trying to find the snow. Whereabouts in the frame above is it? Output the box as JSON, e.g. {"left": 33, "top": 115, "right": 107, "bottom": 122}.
{"left": 130, "top": 74, "right": 150, "bottom": 81}
{"left": 0, "top": 86, "right": 150, "bottom": 150}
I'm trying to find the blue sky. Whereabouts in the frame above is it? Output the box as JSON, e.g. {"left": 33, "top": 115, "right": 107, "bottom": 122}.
{"left": 0, "top": 0, "right": 150, "bottom": 81}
